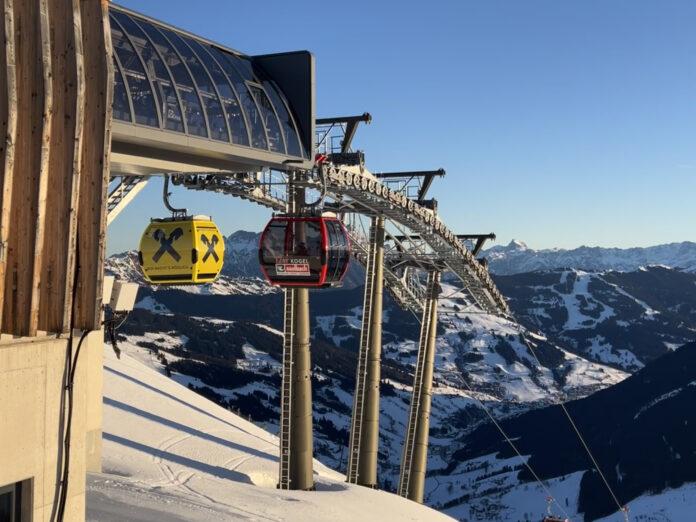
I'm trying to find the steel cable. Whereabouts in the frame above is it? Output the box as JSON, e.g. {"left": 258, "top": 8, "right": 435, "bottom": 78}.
{"left": 504, "top": 311, "right": 629, "bottom": 521}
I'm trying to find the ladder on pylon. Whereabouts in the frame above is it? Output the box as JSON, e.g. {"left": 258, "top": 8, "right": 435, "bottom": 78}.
{"left": 106, "top": 175, "right": 148, "bottom": 224}
{"left": 278, "top": 288, "right": 295, "bottom": 489}
{"left": 346, "top": 219, "right": 379, "bottom": 483}
{"left": 397, "top": 271, "right": 438, "bottom": 497}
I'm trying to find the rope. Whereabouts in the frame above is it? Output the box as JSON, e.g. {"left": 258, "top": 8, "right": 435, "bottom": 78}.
{"left": 456, "top": 377, "right": 574, "bottom": 522}
{"left": 504, "top": 311, "right": 629, "bottom": 520}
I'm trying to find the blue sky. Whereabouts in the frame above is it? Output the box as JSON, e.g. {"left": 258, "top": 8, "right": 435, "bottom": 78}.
{"left": 107, "top": 0, "right": 696, "bottom": 255}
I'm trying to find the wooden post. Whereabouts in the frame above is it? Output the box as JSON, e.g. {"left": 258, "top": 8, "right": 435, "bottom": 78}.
{"left": 39, "top": 0, "right": 85, "bottom": 333}
{"left": 2, "top": 0, "right": 52, "bottom": 336}
{"left": 74, "top": 0, "right": 112, "bottom": 330}
{"left": 0, "top": 0, "right": 18, "bottom": 332}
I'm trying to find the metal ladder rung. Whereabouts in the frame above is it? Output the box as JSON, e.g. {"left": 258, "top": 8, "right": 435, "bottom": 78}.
{"left": 398, "top": 271, "right": 439, "bottom": 497}
{"left": 347, "top": 219, "right": 381, "bottom": 483}
{"left": 279, "top": 288, "right": 295, "bottom": 489}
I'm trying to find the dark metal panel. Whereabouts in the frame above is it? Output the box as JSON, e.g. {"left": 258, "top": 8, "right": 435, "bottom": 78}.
{"left": 254, "top": 51, "right": 315, "bottom": 159}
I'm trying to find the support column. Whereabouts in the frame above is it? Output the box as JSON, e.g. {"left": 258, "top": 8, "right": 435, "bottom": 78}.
{"left": 347, "top": 215, "right": 385, "bottom": 487}
{"left": 278, "top": 179, "right": 314, "bottom": 491}
{"left": 398, "top": 270, "right": 440, "bottom": 502}
{"left": 288, "top": 286, "right": 314, "bottom": 489}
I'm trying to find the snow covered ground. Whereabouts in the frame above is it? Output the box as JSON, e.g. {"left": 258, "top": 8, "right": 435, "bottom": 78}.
{"left": 86, "top": 344, "right": 455, "bottom": 521}
{"left": 86, "top": 342, "right": 696, "bottom": 522}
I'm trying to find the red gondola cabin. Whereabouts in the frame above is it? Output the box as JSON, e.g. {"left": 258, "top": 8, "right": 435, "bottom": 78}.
{"left": 259, "top": 216, "right": 351, "bottom": 288}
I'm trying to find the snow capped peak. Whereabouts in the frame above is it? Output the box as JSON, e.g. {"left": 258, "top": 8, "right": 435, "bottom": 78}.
{"left": 509, "top": 239, "right": 529, "bottom": 250}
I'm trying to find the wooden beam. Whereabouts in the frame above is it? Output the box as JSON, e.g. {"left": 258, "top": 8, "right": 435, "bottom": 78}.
{"left": 0, "top": 0, "right": 18, "bottom": 332}
{"left": 2, "top": 0, "right": 52, "bottom": 336}
{"left": 74, "top": 0, "right": 112, "bottom": 330}
{"left": 39, "top": 0, "right": 85, "bottom": 333}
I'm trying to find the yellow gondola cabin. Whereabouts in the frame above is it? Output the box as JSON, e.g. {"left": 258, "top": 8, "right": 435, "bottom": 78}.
{"left": 138, "top": 216, "right": 225, "bottom": 284}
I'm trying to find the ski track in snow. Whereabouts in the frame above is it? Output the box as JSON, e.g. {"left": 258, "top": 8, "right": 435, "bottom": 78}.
{"left": 88, "top": 343, "right": 456, "bottom": 522}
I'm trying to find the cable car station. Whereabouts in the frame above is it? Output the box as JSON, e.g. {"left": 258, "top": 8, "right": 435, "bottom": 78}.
{"left": 0, "top": 2, "right": 629, "bottom": 522}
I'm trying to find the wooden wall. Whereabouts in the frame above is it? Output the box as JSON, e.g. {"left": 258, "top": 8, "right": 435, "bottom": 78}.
{"left": 0, "top": 0, "right": 112, "bottom": 336}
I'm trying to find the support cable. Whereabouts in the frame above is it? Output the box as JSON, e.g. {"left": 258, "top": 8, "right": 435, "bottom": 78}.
{"left": 456, "top": 375, "right": 574, "bottom": 522}
{"left": 504, "top": 311, "right": 629, "bottom": 520}
{"left": 55, "top": 236, "right": 94, "bottom": 522}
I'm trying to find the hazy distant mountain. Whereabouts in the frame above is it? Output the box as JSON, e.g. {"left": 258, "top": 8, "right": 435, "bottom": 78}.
{"left": 484, "top": 240, "right": 696, "bottom": 275}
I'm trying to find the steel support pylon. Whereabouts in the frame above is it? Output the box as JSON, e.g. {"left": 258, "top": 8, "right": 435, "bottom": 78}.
{"left": 347, "top": 216, "right": 385, "bottom": 487}
{"left": 277, "top": 181, "right": 314, "bottom": 490}
{"left": 106, "top": 176, "right": 148, "bottom": 225}
{"left": 397, "top": 270, "right": 440, "bottom": 502}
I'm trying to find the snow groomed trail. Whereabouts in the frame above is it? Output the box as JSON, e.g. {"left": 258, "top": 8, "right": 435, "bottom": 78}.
{"left": 86, "top": 344, "right": 455, "bottom": 521}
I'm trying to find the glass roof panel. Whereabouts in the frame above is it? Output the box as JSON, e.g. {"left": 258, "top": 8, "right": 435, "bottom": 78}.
{"left": 110, "top": 14, "right": 158, "bottom": 127}
{"left": 108, "top": 5, "right": 307, "bottom": 158}
{"left": 264, "top": 74, "right": 308, "bottom": 159}
{"left": 164, "top": 31, "right": 230, "bottom": 142}
{"left": 112, "top": 55, "right": 132, "bottom": 122}
{"left": 113, "top": 11, "right": 184, "bottom": 133}
{"left": 255, "top": 70, "right": 302, "bottom": 158}
{"left": 248, "top": 85, "right": 284, "bottom": 154}
{"left": 137, "top": 20, "right": 208, "bottom": 137}
{"left": 209, "top": 46, "right": 268, "bottom": 150}
{"left": 137, "top": 21, "right": 193, "bottom": 87}
{"left": 228, "top": 54, "right": 256, "bottom": 82}
{"left": 184, "top": 38, "right": 250, "bottom": 147}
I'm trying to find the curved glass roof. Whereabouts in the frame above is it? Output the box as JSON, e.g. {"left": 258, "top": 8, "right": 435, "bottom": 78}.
{"left": 109, "top": 6, "right": 306, "bottom": 159}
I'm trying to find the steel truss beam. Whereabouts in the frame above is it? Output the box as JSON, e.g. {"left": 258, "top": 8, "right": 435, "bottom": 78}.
{"left": 316, "top": 113, "right": 371, "bottom": 154}
{"left": 373, "top": 168, "right": 445, "bottom": 201}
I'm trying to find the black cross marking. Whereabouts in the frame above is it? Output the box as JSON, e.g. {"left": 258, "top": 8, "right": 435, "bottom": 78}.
{"left": 152, "top": 228, "right": 184, "bottom": 262}
{"left": 201, "top": 233, "right": 220, "bottom": 263}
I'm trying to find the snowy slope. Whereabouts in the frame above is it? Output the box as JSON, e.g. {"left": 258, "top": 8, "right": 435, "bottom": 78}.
{"left": 87, "top": 342, "right": 696, "bottom": 522}
{"left": 494, "top": 267, "right": 696, "bottom": 370}
{"left": 87, "top": 344, "right": 455, "bottom": 521}
{"left": 113, "top": 279, "right": 630, "bottom": 495}
{"left": 436, "top": 342, "right": 696, "bottom": 521}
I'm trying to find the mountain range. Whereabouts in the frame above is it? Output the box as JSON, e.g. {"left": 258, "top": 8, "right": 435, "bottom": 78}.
{"left": 483, "top": 239, "right": 696, "bottom": 275}
{"left": 105, "top": 233, "right": 696, "bottom": 520}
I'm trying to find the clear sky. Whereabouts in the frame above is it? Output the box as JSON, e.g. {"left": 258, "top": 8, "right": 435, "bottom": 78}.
{"left": 107, "top": 0, "right": 696, "bottom": 255}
